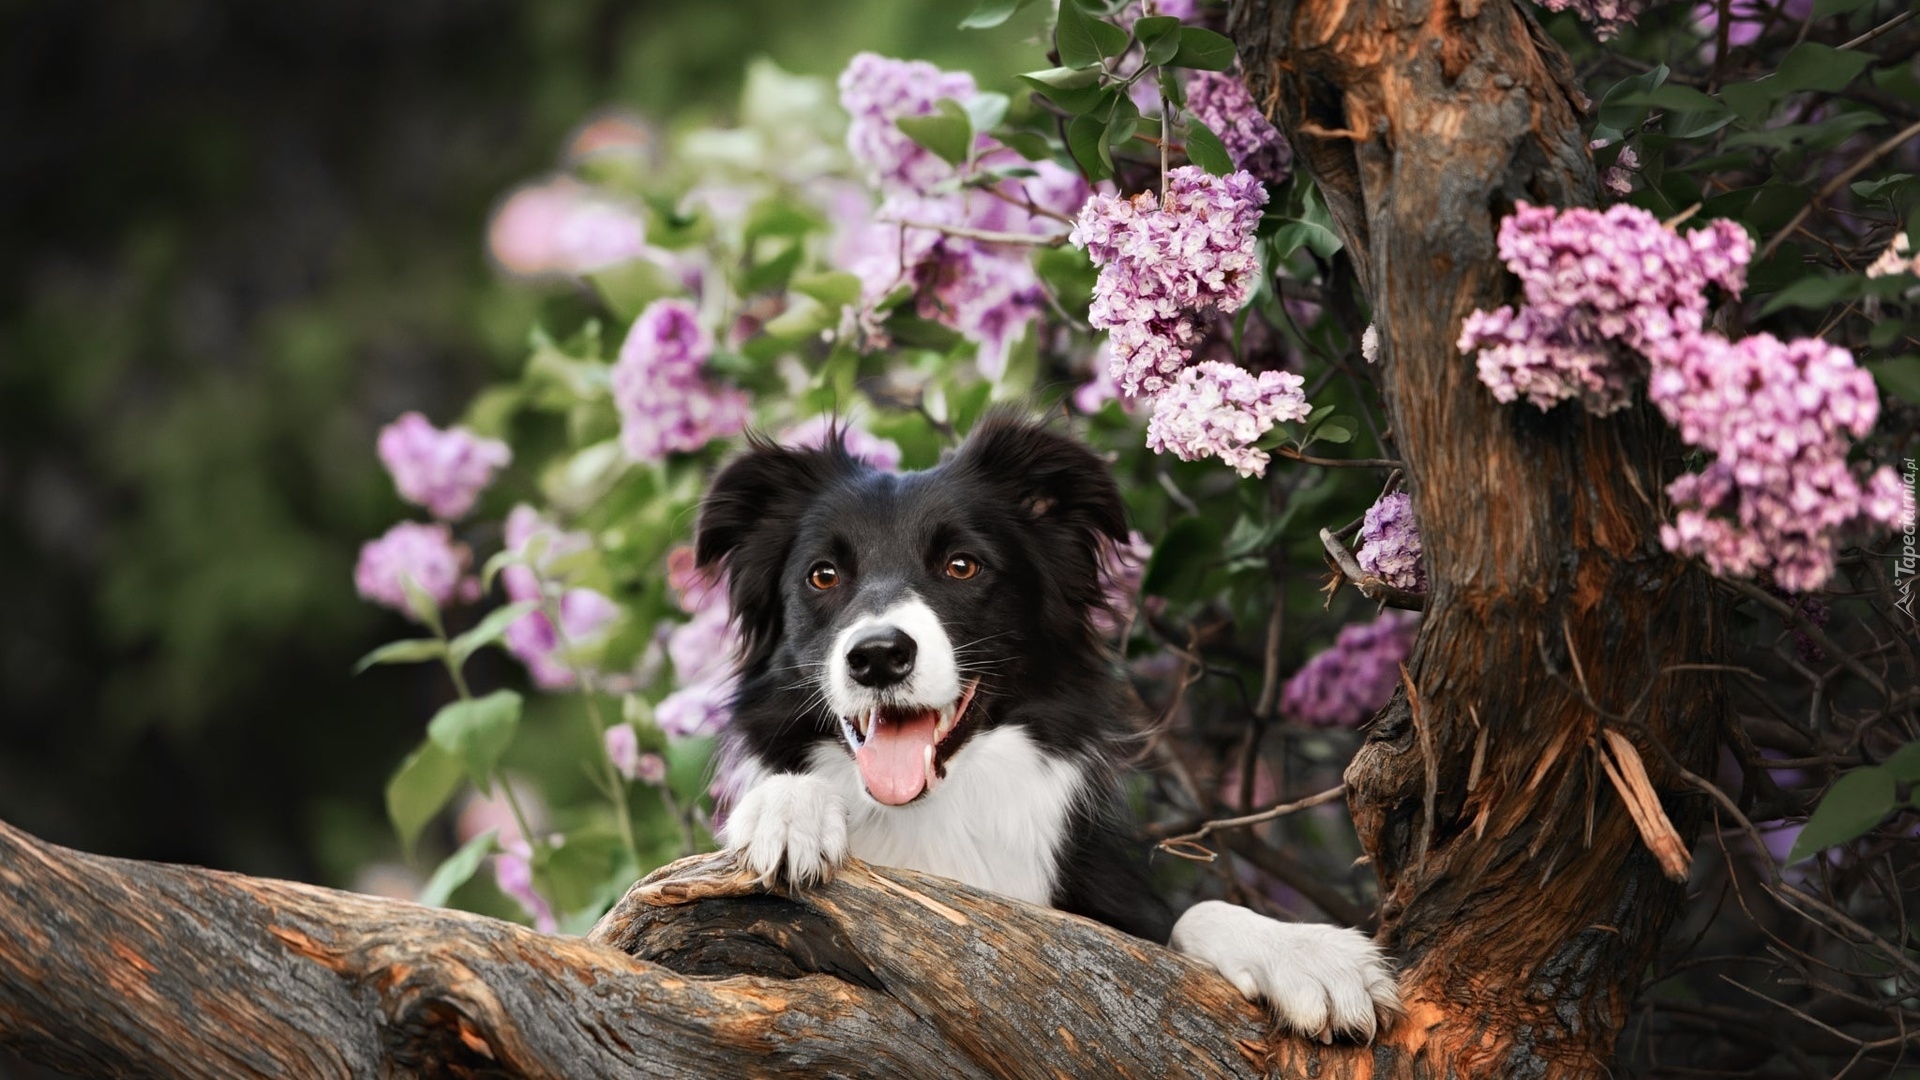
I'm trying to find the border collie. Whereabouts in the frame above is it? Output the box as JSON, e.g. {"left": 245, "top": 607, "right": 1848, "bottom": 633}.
{"left": 695, "top": 413, "right": 1398, "bottom": 1040}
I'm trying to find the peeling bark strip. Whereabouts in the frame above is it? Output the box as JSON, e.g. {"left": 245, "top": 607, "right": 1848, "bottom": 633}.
{"left": 1230, "top": 0, "right": 1724, "bottom": 1076}
{"left": 2, "top": 820, "right": 1416, "bottom": 1079}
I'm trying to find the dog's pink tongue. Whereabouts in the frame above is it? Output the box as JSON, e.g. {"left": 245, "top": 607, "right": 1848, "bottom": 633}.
{"left": 855, "top": 710, "right": 938, "bottom": 805}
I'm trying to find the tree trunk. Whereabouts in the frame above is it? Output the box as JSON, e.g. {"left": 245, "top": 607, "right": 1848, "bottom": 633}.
{"left": 1230, "top": 0, "right": 1724, "bottom": 1075}
{"left": 0, "top": 819, "right": 1380, "bottom": 1078}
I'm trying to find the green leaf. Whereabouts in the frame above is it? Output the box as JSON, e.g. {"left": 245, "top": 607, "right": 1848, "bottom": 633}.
{"left": 1183, "top": 113, "right": 1234, "bottom": 175}
{"left": 1868, "top": 356, "right": 1920, "bottom": 403}
{"left": 1142, "top": 515, "right": 1225, "bottom": 599}
{"left": 1056, "top": 0, "right": 1131, "bottom": 69}
{"left": 1106, "top": 92, "right": 1141, "bottom": 148}
{"left": 1067, "top": 113, "right": 1114, "bottom": 180}
{"left": 896, "top": 99, "right": 973, "bottom": 167}
{"left": 792, "top": 270, "right": 866, "bottom": 310}
{"left": 1136, "top": 15, "right": 1182, "bottom": 65}
{"left": 386, "top": 740, "right": 465, "bottom": 856}
{"left": 1883, "top": 741, "right": 1920, "bottom": 784}
{"left": 1017, "top": 74, "right": 1111, "bottom": 116}
{"left": 1787, "top": 766, "right": 1898, "bottom": 863}
{"left": 959, "top": 0, "right": 1036, "bottom": 29}
{"left": 1596, "top": 64, "right": 1669, "bottom": 132}
{"left": 1852, "top": 173, "right": 1915, "bottom": 201}
{"left": 417, "top": 829, "right": 498, "bottom": 908}
{"left": 539, "top": 830, "right": 631, "bottom": 914}
{"left": 428, "top": 690, "right": 524, "bottom": 795}
{"left": 1776, "top": 42, "right": 1871, "bottom": 93}
{"left": 1308, "top": 415, "right": 1358, "bottom": 445}
{"left": 1756, "top": 272, "right": 1863, "bottom": 316}
{"left": 1000, "top": 130, "right": 1056, "bottom": 160}
{"left": 964, "top": 92, "right": 1011, "bottom": 137}
{"left": 449, "top": 601, "right": 541, "bottom": 668}
{"left": 353, "top": 638, "right": 447, "bottom": 675}
{"left": 1170, "top": 27, "right": 1237, "bottom": 71}
{"left": 399, "top": 575, "right": 444, "bottom": 637}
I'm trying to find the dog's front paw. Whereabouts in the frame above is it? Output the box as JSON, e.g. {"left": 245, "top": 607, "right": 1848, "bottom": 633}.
{"left": 1171, "top": 900, "right": 1400, "bottom": 1043}
{"left": 721, "top": 773, "right": 849, "bottom": 888}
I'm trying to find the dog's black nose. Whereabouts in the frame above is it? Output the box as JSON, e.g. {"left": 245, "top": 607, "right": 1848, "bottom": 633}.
{"left": 846, "top": 628, "right": 917, "bottom": 688}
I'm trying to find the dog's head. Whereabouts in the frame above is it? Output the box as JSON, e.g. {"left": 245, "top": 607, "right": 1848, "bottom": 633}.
{"left": 696, "top": 413, "right": 1129, "bottom": 805}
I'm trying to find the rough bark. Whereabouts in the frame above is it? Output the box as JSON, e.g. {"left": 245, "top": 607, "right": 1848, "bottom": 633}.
{"left": 1, "top": 819, "right": 1377, "bottom": 1079}
{"left": 1229, "top": 0, "right": 1725, "bottom": 1076}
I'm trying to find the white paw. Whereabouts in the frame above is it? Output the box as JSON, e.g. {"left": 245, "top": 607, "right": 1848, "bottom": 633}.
{"left": 1171, "top": 900, "right": 1400, "bottom": 1042}
{"left": 721, "top": 774, "right": 850, "bottom": 888}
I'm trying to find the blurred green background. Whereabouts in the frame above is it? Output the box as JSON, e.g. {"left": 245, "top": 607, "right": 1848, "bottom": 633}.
{"left": 0, "top": 0, "right": 1041, "bottom": 886}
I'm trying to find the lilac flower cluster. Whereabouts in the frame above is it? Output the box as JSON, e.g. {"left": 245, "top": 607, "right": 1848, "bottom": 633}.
{"left": 377, "top": 412, "right": 512, "bottom": 521}
{"left": 488, "top": 179, "right": 651, "bottom": 278}
{"left": 501, "top": 505, "right": 621, "bottom": 690}
{"left": 1465, "top": 202, "right": 1900, "bottom": 590}
{"left": 1093, "top": 530, "right": 1153, "bottom": 637}
{"left": 1534, "top": 0, "right": 1645, "bottom": 39}
{"left": 1144, "top": 362, "right": 1310, "bottom": 477}
{"left": 1280, "top": 611, "right": 1420, "bottom": 728}
{"left": 354, "top": 522, "right": 475, "bottom": 617}
{"left": 1866, "top": 232, "right": 1919, "bottom": 279}
{"left": 493, "top": 841, "right": 557, "bottom": 933}
{"left": 1648, "top": 332, "right": 1904, "bottom": 592}
{"left": 834, "top": 154, "right": 1085, "bottom": 378}
{"left": 1590, "top": 140, "right": 1640, "bottom": 197}
{"left": 838, "top": 52, "right": 979, "bottom": 195}
{"left": 603, "top": 723, "right": 666, "bottom": 784}
{"left": 611, "top": 299, "right": 750, "bottom": 462}
{"left": 1460, "top": 202, "right": 1750, "bottom": 414}
{"left": 1072, "top": 166, "right": 1268, "bottom": 398}
{"left": 1184, "top": 71, "right": 1292, "bottom": 181}
{"left": 655, "top": 545, "right": 740, "bottom": 739}
{"left": 1356, "top": 491, "right": 1426, "bottom": 593}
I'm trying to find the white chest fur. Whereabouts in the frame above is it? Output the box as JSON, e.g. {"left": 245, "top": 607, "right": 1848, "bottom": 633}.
{"left": 803, "top": 725, "right": 1086, "bottom": 906}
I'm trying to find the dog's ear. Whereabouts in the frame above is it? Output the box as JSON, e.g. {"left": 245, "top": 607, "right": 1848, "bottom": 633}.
{"left": 952, "top": 412, "right": 1130, "bottom": 629}
{"left": 696, "top": 434, "right": 856, "bottom": 666}
{"left": 951, "top": 412, "right": 1129, "bottom": 544}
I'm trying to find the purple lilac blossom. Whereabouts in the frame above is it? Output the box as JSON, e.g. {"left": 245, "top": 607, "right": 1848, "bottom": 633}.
{"left": 1460, "top": 202, "right": 1750, "bottom": 414}
{"left": 488, "top": 179, "right": 650, "bottom": 277}
{"left": 1073, "top": 344, "right": 1135, "bottom": 414}
{"left": 1280, "top": 611, "right": 1420, "bottom": 727}
{"left": 657, "top": 547, "right": 740, "bottom": 739}
{"left": 1093, "top": 530, "right": 1152, "bottom": 637}
{"left": 666, "top": 545, "right": 723, "bottom": 615}
{"left": 376, "top": 412, "right": 511, "bottom": 521}
{"left": 493, "top": 841, "right": 557, "bottom": 933}
{"left": 634, "top": 752, "right": 667, "bottom": 785}
{"left": 1144, "top": 361, "right": 1310, "bottom": 477}
{"left": 1534, "top": 0, "right": 1645, "bottom": 39}
{"left": 1866, "top": 232, "right": 1918, "bottom": 279}
{"left": 1071, "top": 167, "right": 1269, "bottom": 398}
{"left": 1356, "top": 491, "right": 1426, "bottom": 593}
{"left": 1184, "top": 71, "right": 1292, "bottom": 181}
{"left": 611, "top": 298, "right": 749, "bottom": 462}
{"left": 1591, "top": 140, "right": 1640, "bottom": 196}
{"left": 354, "top": 522, "right": 474, "bottom": 618}
{"left": 835, "top": 161, "right": 1086, "bottom": 379}
{"left": 604, "top": 723, "right": 642, "bottom": 781}
{"left": 838, "top": 53, "right": 979, "bottom": 195}
{"left": 500, "top": 505, "right": 620, "bottom": 690}
{"left": 781, "top": 415, "right": 904, "bottom": 471}
{"left": 1647, "top": 332, "right": 1903, "bottom": 592}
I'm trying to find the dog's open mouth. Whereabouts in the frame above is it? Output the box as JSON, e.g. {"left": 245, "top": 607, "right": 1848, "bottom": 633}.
{"left": 839, "top": 679, "right": 978, "bottom": 806}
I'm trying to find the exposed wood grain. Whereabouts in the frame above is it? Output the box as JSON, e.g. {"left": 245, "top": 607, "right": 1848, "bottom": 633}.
{"left": 1230, "top": 0, "right": 1725, "bottom": 1075}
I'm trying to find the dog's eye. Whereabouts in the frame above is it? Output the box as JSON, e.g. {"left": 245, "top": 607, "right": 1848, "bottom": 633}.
{"left": 945, "top": 554, "right": 981, "bottom": 580}
{"left": 807, "top": 562, "right": 840, "bottom": 590}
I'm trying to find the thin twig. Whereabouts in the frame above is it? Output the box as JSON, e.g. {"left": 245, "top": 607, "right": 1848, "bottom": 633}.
{"left": 1156, "top": 784, "right": 1348, "bottom": 854}
{"left": 1759, "top": 118, "right": 1920, "bottom": 260}
{"left": 1276, "top": 445, "right": 1402, "bottom": 469}
{"left": 882, "top": 218, "right": 1069, "bottom": 248}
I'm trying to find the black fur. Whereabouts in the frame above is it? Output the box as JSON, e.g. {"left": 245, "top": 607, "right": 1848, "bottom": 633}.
{"left": 696, "top": 412, "right": 1173, "bottom": 942}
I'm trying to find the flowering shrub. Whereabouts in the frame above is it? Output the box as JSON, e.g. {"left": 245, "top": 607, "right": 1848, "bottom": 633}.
{"left": 340, "top": 0, "right": 1915, "bottom": 960}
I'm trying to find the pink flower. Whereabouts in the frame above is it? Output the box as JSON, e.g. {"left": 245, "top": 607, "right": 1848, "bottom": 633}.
{"left": 634, "top": 752, "right": 667, "bottom": 786}
{"left": 1094, "top": 531, "right": 1152, "bottom": 636}
{"left": 666, "top": 545, "right": 724, "bottom": 615}
{"left": 493, "top": 842, "right": 557, "bottom": 933}
{"left": 1184, "top": 71, "right": 1291, "bottom": 180}
{"left": 489, "top": 178, "right": 650, "bottom": 277}
{"left": 604, "top": 723, "right": 642, "bottom": 780}
{"left": 1356, "top": 492, "right": 1425, "bottom": 593}
{"left": 1144, "top": 361, "right": 1310, "bottom": 477}
{"left": 1281, "top": 611, "right": 1420, "bottom": 727}
{"left": 611, "top": 299, "right": 749, "bottom": 462}
{"left": 354, "top": 522, "right": 473, "bottom": 618}
{"left": 498, "top": 505, "right": 620, "bottom": 689}
{"left": 376, "top": 412, "right": 511, "bottom": 521}
{"left": 838, "top": 53, "right": 980, "bottom": 195}
{"left": 1071, "top": 168, "right": 1269, "bottom": 398}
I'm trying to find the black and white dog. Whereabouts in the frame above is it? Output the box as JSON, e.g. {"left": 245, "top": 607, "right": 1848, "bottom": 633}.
{"left": 694, "top": 414, "right": 1398, "bottom": 1040}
